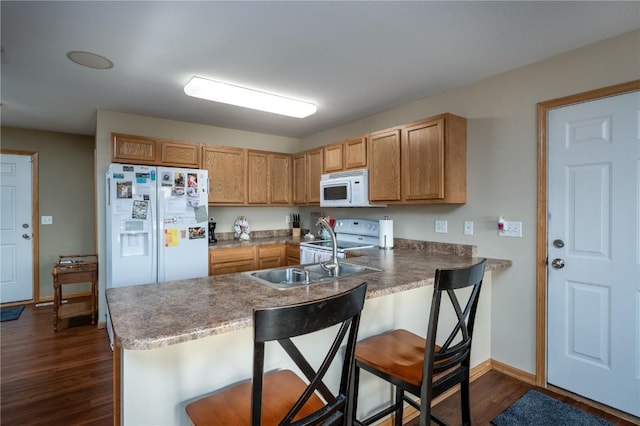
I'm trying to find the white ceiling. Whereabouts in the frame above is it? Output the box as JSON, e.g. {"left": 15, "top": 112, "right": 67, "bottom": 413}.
{"left": 1, "top": 1, "right": 639, "bottom": 138}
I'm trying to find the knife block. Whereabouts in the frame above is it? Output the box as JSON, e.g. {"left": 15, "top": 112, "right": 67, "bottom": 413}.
{"left": 292, "top": 228, "right": 301, "bottom": 237}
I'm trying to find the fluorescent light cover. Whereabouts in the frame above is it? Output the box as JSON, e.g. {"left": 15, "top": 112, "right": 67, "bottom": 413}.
{"left": 184, "top": 76, "right": 317, "bottom": 118}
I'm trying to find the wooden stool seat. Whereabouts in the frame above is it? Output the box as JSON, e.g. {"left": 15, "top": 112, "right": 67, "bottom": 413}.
{"left": 351, "top": 260, "right": 486, "bottom": 426}
{"left": 185, "top": 282, "right": 367, "bottom": 426}
{"left": 186, "top": 370, "right": 324, "bottom": 426}
{"left": 355, "top": 329, "right": 442, "bottom": 387}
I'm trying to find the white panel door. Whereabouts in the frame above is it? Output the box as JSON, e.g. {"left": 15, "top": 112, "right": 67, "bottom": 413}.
{"left": 0, "top": 154, "right": 34, "bottom": 303}
{"left": 547, "top": 91, "right": 640, "bottom": 416}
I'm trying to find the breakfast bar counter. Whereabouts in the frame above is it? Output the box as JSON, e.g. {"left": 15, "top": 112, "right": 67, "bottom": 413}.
{"left": 107, "top": 246, "right": 510, "bottom": 425}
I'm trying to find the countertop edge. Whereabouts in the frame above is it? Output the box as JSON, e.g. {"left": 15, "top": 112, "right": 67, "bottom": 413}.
{"left": 109, "top": 251, "right": 511, "bottom": 351}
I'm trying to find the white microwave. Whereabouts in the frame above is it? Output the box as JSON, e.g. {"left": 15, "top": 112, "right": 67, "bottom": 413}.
{"left": 320, "top": 169, "right": 385, "bottom": 207}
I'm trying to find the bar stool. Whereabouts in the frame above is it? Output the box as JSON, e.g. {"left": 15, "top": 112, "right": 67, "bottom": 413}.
{"left": 186, "top": 282, "right": 367, "bottom": 426}
{"left": 351, "top": 260, "right": 486, "bottom": 426}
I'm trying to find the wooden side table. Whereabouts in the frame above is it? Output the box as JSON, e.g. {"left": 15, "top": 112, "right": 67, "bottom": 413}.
{"left": 52, "top": 254, "right": 98, "bottom": 331}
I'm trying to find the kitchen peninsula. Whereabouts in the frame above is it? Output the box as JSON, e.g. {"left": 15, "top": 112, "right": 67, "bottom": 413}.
{"left": 107, "top": 243, "right": 510, "bottom": 425}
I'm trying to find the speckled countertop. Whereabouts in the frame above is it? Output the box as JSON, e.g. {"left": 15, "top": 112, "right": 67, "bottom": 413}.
{"left": 107, "top": 240, "right": 511, "bottom": 351}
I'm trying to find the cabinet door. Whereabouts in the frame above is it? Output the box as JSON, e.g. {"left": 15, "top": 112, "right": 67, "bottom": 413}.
{"left": 292, "top": 153, "right": 307, "bottom": 204}
{"left": 160, "top": 141, "right": 200, "bottom": 168}
{"left": 368, "top": 129, "right": 401, "bottom": 201}
{"left": 203, "top": 146, "right": 246, "bottom": 204}
{"left": 270, "top": 153, "right": 292, "bottom": 205}
{"left": 402, "top": 118, "right": 445, "bottom": 200}
{"left": 209, "top": 246, "right": 255, "bottom": 275}
{"left": 286, "top": 244, "right": 300, "bottom": 266}
{"left": 112, "top": 134, "right": 158, "bottom": 164}
{"left": 344, "top": 137, "right": 367, "bottom": 170}
{"left": 247, "top": 151, "right": 269, "bottom": 204}
{"left": 306, "top": 149, "right": 323, "bottom": 204}
{"left": 257, "top": 244, "right": 285, "bottom": 269}
{"left": 323, "top": 142, "right": 344, "bottom": 173}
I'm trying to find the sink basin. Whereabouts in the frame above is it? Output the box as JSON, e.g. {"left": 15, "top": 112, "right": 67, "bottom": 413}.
{"left": 302, "top": 262, "right": 380, "bottom": 278}
{"left": 249, "top": 267, "right": 325, "bottom": 290}
{"left": 248, "top": 262, "right": 380, "bottom": 290}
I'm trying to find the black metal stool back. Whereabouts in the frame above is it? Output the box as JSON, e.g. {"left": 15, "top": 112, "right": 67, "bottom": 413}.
{"left": 352, "top": 260, "right": 486, "bottom": 426}
{"left": 252, "top": 282, "right": 367, "bottom": 425}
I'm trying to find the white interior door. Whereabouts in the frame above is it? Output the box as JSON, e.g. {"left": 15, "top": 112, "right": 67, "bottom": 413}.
{"left": 0, "top": 153, "right": 34, "bottom": 303}
{"left": 547, "top": 91, "right": 640, "bottom": 416}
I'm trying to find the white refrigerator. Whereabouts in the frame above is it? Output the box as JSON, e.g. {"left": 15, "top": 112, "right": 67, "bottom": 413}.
{"left": 105, "top": 163, "right": 209, "bottom": 345}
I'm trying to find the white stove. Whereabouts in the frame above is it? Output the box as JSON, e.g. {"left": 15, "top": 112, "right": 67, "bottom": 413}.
{"left": 299, "top": 218, "right": 379, "bottom": 264}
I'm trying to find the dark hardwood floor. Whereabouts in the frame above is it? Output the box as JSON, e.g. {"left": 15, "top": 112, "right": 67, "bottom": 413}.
{"left": 1, "top": 304, "right": 636, "bottom": 425}
{"left": 1, "top": 304, "right": 113, "bottom": 425}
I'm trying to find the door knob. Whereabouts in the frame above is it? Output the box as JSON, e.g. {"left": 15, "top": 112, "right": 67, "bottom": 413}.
{"left": 22, "top": 234, "right": 31, "bottom": 240}
{"left": 551, "top": 258, "right": 565, "bottom": 269}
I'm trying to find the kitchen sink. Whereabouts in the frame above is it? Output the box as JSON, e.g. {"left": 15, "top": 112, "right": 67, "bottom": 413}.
{"left": 248, "top": 262, "right": 380, "bottom": 290}
{"left": 302, "top": 262, "right": 379, "bottom": 277}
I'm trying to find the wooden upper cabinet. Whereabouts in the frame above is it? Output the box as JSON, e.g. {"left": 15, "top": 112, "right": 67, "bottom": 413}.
{"left": 247, "top": 150, "right": 269, "bottom": 204}
{"left": 203, "top": 146, "right": 246, "bottom": 205}
{"left": 247, "top": 151, "right": 291, "bottom": 205}
{"left": 160, "top": 140, "right": 200, "bottom": 168}
{"left": 112, "top": 133, "right": 199, "bottom": 168}
{"left": 402, "top": 114, "right": 466, "bottom": 203}
{"left": 344, "top": 137, "right": 367, "bottom": 170}
{"left": 306, "top": 148, "right": 323, "bottom": 204}
{"left": 402, "top": 118, "right": 445, "bottom": 200}
{"left": 323, "top": 137, "right": 367, "bottom": 173}
{"left": 292, "top": 153, "right": 307, "bottom": 204}
{"left": 323, "top": 142, "right": 344, "bottom": 173}
{"left": 112, "top": 134, "right": 159, "bottom": 165}
{"left": 293, "top": 149, "right": 322, "bottom": 205}
{"left": 269, "top": 153, "right": 292, "bottom": 205}
{"left": 367, "top": 113, "right": 466, "bottom": 204}
{"left": 368, "top": 128, "right": 401, "bottom": 202}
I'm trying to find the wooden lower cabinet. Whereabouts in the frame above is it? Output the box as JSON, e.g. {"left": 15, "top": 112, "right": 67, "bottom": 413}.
{"left": 256, "top": 244, "right": 285, "bottom": 270}
{"left": 209, "top": 246, "right": 256, "bottom": 276}
{"left": 210, "top": 243, "right": 298, "bottom": 275}
{"left": 286, "top": 244, "right": 300, "bottom": 266}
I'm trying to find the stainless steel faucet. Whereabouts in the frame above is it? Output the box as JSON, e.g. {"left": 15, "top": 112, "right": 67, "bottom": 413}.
{"left": 316, "top": 217, "right": 339, "bottom": 276}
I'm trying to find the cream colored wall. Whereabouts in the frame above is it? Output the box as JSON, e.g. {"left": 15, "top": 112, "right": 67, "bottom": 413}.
{"left": 1, "top": 127, "right": 96, "bottom": 300}
{"left": 298, "top": 30, "right": 640, "bottom": 374}
{"left": 95, "top": 111, "right": 301, "bottom": 323}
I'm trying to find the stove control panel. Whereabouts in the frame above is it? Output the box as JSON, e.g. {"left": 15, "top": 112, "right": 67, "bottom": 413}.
{"left": 334, "top": 219, "right": 379, "bottom": 237}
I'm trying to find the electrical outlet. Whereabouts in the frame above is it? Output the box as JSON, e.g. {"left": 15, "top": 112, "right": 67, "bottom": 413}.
{"left": 41, "top": 216, "right": 53, "bottom": 225}
{"left": 464, "top": 221, "right": 474, "bottom": 236}
{"left": 498, "top": 221, "right": 522, "bottom": 238}
{"left": 435, "top": 220, "right": 448, "bottom": 234}
{"left": 285, "top": 214, "right": 291, "bottom": 224}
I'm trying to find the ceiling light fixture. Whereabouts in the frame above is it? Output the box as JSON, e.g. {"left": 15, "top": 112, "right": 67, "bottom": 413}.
{"left": 184, "top": 76, "right": 317, "bottom": 118}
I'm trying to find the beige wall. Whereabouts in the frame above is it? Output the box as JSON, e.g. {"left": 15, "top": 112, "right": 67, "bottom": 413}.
{"left": 1, "top": 127, "right": 96, "bottom": 299}
{"left": 298, "top": 29, "right": 640, "bottom": 374}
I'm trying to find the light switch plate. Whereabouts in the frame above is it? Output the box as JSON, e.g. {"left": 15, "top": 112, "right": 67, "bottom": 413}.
{"left": 464, "top": 221, "right": 474, "bottom": 236}
{"left": 435, "top": 220, "right": 448, "bottom": 234}
{"left": 499, "top": 221, "right": 522, "bottom": 237}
